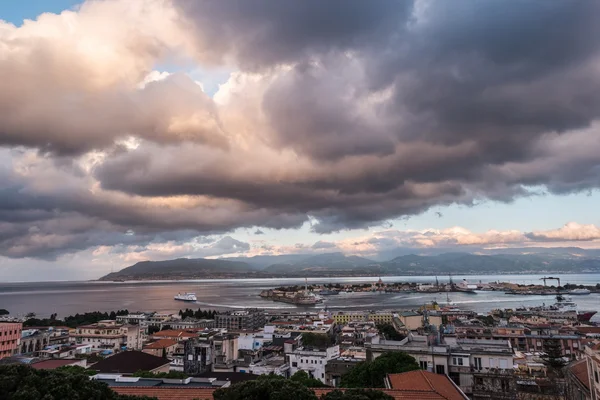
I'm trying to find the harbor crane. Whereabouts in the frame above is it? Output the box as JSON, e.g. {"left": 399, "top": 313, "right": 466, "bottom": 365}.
{"left": 540, "top": 276, "right": 561, "bottom": 287}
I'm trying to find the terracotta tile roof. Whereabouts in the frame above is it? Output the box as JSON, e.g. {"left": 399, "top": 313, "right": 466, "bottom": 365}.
{"left": 387, "top": 370, "right": 468, "bottom": 400}
{"left": 152, "top": 330, "right": 197, "bottom": 339}
{"left": 114, "top": 386, "right": 467, "bottom": 400}
{"left": 569, "top": 359, "right": 591, "bottom": 391}
{"left": 31, "top": 359, "right": 81, "bottom": 370}
{"left": 143, "top": 339, "right": 178, "bottom": 349}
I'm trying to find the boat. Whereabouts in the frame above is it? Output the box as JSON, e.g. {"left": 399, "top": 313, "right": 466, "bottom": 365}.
{"left": 569, "top": 288, "right": 591, "bottom": 295}
{"left": 174, "top": 292, "right": 197, "bottom": 302}
{"left": 318, "top": 289, "right": 340, "bottom": 296}
{"left": 577, "top": 311, "right": 598, "bottom": 322}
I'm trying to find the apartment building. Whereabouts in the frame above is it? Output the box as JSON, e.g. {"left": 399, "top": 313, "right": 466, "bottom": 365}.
{"left": 215, "top": 309, "right": 265, "bottom": 330}
{"left": 0, "top": 321, "right": 22, "bottom": 359}
{"left": 72, "top": 320, "right": 141, "bottom": 350}
{"left": 287, "top": 345, "right": 340, "bottom": 384}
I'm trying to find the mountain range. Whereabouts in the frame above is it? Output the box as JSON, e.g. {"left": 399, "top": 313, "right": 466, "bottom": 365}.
{"left": 98, "top": 247, "right": 600, "bottom": 281}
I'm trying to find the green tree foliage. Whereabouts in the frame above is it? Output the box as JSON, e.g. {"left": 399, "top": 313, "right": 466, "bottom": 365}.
{"left": 340, "top": 352, "right": 419, "bottom": 388}
{"left": 0, "top": 365, "right": 157, "bottom": 400}
{"left": 23, "top": 310, "right": 130, "bottom": 328}
{"left": 322, "top": 389, "right": 394, "bottom": 400}
{"left": 541, "top": 338, "right": 567, "bottom": 372}
{"left": 179, "top": 308, "right": 217, "bottom": 319}
{"left": 213, "top": 376, "right": 318, "bottom": 400}
{"left": 132, "top": 370, "right": 188, "bottom": 379}
{"left": 147, "top": 325, "right": 160, "bottom": 335}
{"left": 0, "top": 309, "right": 9, "bottom": 316}
{"left": 56, "top": 365, "right": 98, "bottom": 376}
{"left": 376, "top": 324, "right": 405, "bottom": 341}
{"left": 301, "top": 332, "right": 333, "bottom": 348}
{"left": 290, "top": 370, "right": 328, "bottom": 387}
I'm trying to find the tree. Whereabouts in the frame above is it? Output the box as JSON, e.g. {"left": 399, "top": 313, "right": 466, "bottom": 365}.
{"left": 147, "top": 325, "right": 160, "bottom": 335}
{"left": 376, "top": 324, "right": 405, "bottom": 341}
{"left": 301, "top": 332, "right": 332, "bottom": 348}
{"left": 340, "top": 352, "right": 419, "bottom": 388}
{"left": 213, "top": 376, "right": 318, "bottom": 400}
{"left": 290, "top": 370, "right": 327, "bottom": 387}
{"left": 541, "top": 338, "right": 566, "bottom": 372}
{"left": 0, "top": 309, "right": 9, "bottom": 316}
{"left": 0, "top": 364, "right": 157, "bottom": 400}
{"left": 322, "top": 389, "right": 394, "bottom": 400}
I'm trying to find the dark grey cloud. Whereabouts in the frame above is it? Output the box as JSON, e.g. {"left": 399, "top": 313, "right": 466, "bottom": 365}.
{"left": 311, "top": 241, "right": 337, "bottom": 250}
{"left": 2, "top": 0, "right": 600, "bottom": 261}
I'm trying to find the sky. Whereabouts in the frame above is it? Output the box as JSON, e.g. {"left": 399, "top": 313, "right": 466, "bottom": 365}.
{"left": 1, "top": 0, "right": 600, "bottom": 281}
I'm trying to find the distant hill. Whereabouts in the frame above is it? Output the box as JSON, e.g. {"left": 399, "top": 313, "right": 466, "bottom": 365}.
{"left": 264, "top": 252, "right": 376, "bottom": 273}
{"left": 379, "top": 252, "right": 600, "bottom": 275}
{"left": 99, "top": 248, "right": 600, "bottom": 281}
{"left": 99, "top": 258, "right": 256, "bottom": 281}
{"left": 222, "top": 254, "right": 307, "bottom": 269}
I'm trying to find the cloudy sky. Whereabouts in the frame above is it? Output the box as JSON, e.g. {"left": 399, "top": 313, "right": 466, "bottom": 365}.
{"left": 1, "top": 0, "right": 600, "bottom": 281}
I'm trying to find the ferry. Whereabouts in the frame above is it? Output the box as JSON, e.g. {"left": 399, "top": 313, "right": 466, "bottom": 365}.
{"left": 569, "top": 288, "right": 591, "bottom": 295}
{"left": 174, "top": 292, "right": 197, "bottom": 302}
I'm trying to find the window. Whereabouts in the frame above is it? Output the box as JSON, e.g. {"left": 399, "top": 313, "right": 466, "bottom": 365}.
{"left": 292, "top": 362, "right": 297, "bottom": 367}
{"left": 474, "top": 357, "right": 482, "bottom": 370}
{"left": 419, "top": 361, "right": 428, "bottom": 370}
{"left": 490, "top": 358, "right": 497, "bottom": 368}
{"left": 435, "top": 365, "right": 445, "bottom": 375}
{"left": 594, "top": 370, "right": 598, "bottom": 383}
{"left": 499, "top": 359, "right": 508, "bottom": 369}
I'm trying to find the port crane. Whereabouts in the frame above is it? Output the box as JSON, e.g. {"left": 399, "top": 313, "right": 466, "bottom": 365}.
{"left": 540, "top": 276, "right": 561, "bottom": 287}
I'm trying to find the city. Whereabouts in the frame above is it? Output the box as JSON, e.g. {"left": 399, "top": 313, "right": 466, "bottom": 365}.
{"left": 1, "top": 280, "right": 599, "bottom": 399}
{"left": 2, "top": 0, "right": 600, "bottom": 399}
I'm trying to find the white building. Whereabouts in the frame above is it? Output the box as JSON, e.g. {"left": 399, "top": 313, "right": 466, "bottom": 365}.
{"left": 287, "top": 345, "right": 340, "bottom": 384}
{"left": 247, "top": 355, "right": 290, "bottom": 377}
{"left": 72, "top": 320, "right": 142, "bottom": 351}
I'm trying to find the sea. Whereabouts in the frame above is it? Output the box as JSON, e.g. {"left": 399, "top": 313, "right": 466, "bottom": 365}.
{"left": 1, "top": 274, "right": 599, "bottom": 322}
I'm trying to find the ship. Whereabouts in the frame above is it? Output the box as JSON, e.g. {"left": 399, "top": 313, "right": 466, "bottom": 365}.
{"left": 569, "top": 288, "right": 591, "bottom": 295}
{"left": 174, "top": 292, "right": 197, "bottom": 302}
{"left": 515, "top": 295, "right": 597, "bottom": 322}
{"left": 318, "top": 289, "right": 340, "bottom": 296}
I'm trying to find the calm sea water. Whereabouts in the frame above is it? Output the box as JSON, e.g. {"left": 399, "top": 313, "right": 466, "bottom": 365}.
{"left": 1, "top": 274, "right": 599, "bottom": 321}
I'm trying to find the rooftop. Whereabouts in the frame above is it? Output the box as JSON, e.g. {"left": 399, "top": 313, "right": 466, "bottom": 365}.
{"left": 143, "top": 339, "right": 178, "bottom": 350}
{"left": 386, "top": 370, "right": 469, "bottom": 400}
{"left": 31, "top": 359, "right": 82, "bottom": 370}
{"left": 91, "top": 351, "right": 170, "bottom": 374}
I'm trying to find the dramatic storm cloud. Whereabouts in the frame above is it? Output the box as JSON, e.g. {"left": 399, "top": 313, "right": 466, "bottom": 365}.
{"left": 1, "top": 0, "right": 600, "bottom": 277}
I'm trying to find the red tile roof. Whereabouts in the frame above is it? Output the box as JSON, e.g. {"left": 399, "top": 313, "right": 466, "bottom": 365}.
{"left": 569, "top": 359, "right": 591, "bottom": 391}
{"left": 31, "top": 359, "right": 81, "bottom": 370}
{"left": 387, "top": 370, "right": 468, "bottom": 400}
{"left": 143, "top": 339, "right": 178, "bottom": 349}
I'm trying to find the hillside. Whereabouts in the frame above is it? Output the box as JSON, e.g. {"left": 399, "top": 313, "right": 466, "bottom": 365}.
{"left": 99, "top": 258, "right": 256, "bottom": 281}
{"left": 99, "top": 249, "right": 600, "bottom": 281}
{"left": 264, "top": 252, "right": 376, "bottom": 274}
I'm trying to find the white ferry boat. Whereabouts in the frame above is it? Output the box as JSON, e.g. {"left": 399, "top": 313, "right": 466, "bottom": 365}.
{"left": 569, "top": 288, "right": 591, "bottom": 295}
{"left": 174, "top": 292, "right": 197, "bottom": 302}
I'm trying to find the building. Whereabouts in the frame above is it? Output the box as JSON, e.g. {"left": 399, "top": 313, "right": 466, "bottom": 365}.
{"left": 116, "top": 313, "right": 149, "bottom": 326}
{"left": 72, "top": 320, "right": 142, "bottom": 351}
{"left": 94, "top": 374, "right": 232, "bottom": 390}
{"left": 215, "top": 309, "right": 265, "bottom": 330}
{"left": 142, "top": 339, "right": 178, "bottom": 358}
{"left": 324, "top": 356, "right": 363, "bottom": 387}
{"left": 212, "top": 333, "right": 239, "bottom": 371}
{"left": 31, "top": 358, "right": 87, "bottom": 370}
{"left": 184, "top": 337, "right": 213, "bottom": 375}
{"left": 246, "top": 355, "right": 289, "bottom": 377}
{"left": 150, "top": 329, "right": 198, "bottom": 342}
{"left": 0, "top": 321, "right": 22, "bottom": 360}
{"left": 90, "top": 351, "right": 171, "bottom": 375}
{"left": 366, "top": 334, "right": 515, "bottom": 398}
{"left": 20, "top": 329, "right": 50, "bottom": 355}
{"left": 287, "top": 345, "right": 340, "bottom": 384}
{"left": 168, "top": 317, "right": 215, "bottom": 330}
{"left": 385, "top": 370, "right": 469, "bottom": 399}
